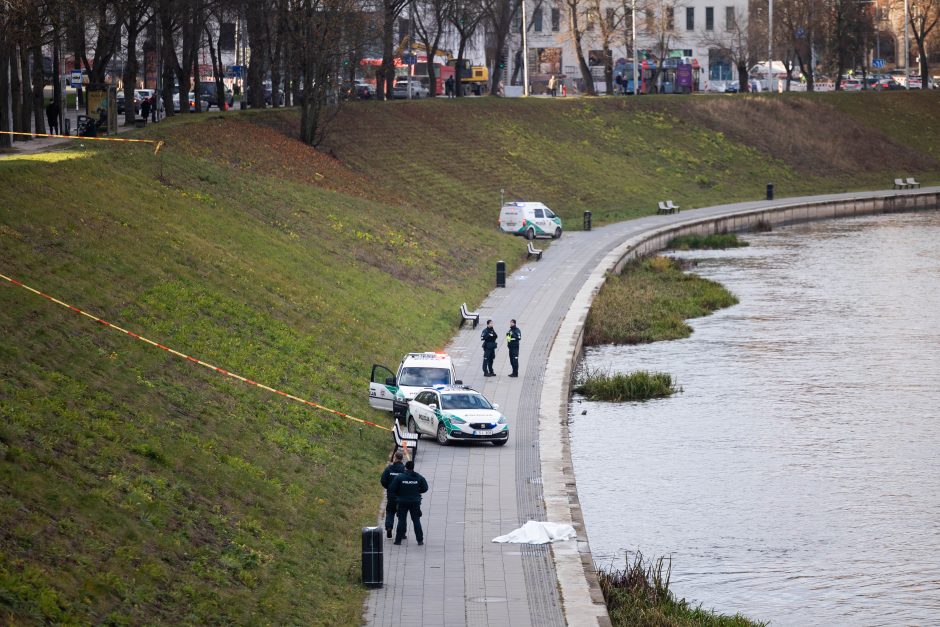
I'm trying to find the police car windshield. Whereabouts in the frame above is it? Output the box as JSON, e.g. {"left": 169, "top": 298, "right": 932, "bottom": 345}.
{"left": 398, "top": 367, "right": 451, "bottom": 387}
{"left": 440, "top": 393, "right": 493, "bottom": 410}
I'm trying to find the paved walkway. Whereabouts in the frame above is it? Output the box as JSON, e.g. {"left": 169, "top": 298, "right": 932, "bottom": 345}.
{"left": 364, "top": 187, "right": 938, "bottom": 627}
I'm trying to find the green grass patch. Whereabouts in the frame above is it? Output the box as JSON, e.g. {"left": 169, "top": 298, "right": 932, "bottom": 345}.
{"left": 1, "top": 92, "right": 939, "bottom": 622}
{"left": 666, "top": 233, "right": 749, "bottom": 251}
{"left": 584, "top": 256, "right": 739, "bottom": 346}
{"left": 599, "top": 553, "right": 766, "bottom": 627}
{"left": 574, "top": 369, "right": 679, "bottom": 402}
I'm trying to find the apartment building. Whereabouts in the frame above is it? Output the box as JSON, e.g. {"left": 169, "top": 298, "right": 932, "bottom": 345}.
{"left": 508, "top": 0, "right": 753, "bottom": 92}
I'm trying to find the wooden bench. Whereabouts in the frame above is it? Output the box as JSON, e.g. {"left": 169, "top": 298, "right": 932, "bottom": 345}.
{"left": 905, "top": 177, "right": 920, "bottom": 188}
{"left": 666, "top": 200, "right": 681, "bottom": 212}
{"left": 893, "top": 178, "right": 910, "bottom": 189}
{"left": 392, "top": 418, "right": 419, "bottom": 460}
{"left": 526, "top": 241, "right": 543, "bottom": 260}
{"left": 460, "top": 303, "right": 479, "bottom": 328}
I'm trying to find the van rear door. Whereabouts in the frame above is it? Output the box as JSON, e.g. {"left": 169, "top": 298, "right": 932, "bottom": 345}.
{"left": 369, "top": 364, "right": 397, "bottom": 411}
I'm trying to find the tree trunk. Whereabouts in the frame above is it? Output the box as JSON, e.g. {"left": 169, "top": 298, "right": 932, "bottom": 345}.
{"left": 31, "top": 45, "right": 46, "bottom": 135}
{"left": 603, "top": 43, "right": 613, "bottom": 95}
{"left": 11, "top": 47, "right": 23, "bottom": 139}
{"left": 19, "top": 46, "right": 32, "bottom": 137}
{"left": 737, "top": 60, "right": 750, "bottom": 93}
{"left": 124, "top": 26, "right": 140, "bottom": 125}
{"left": 380, "top": 10, "right": 396, "bottom": 100}
{"left": 245, "top": 0, "right": 266, "bottom": 108}
{"left": 0, "top": 46, "right": 12, "bottom": 148}
{"left": 53, "top": 22, "right": 64, "bottom": 134}
{"left": 569, "top": 11, "right": 595, "bottom": 96}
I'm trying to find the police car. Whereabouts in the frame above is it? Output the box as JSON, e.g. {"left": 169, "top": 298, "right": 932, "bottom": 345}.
{"left": 369, "top": 352, "right": 461, "bottom": 420}
{"left": 405, "top": 386, "right": 509, "bottom": 446}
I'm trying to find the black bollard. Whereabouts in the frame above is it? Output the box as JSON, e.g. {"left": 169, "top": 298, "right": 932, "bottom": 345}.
{"left": 583, "top": 211, "right": 592, "bottom": 231}
{"left": 496, "top": 260, "right": 506, "bottom": 288}
{"left": 766, "top": 183, "right": 774, "bottom": 201}
{"left": 362, "top": 526, "right": 383, "bottom": 588}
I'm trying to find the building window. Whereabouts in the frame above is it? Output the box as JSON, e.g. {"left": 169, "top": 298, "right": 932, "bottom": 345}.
{"left": 533, "top": 6, "right": 543, "bottom": 32}
{"left": 666, "top": 7, "right": 674, "bottom": 31}
{"left": 551, "top": 7, "right": 560, "bottom": 31}
{"left": 705, "top": 7, "right": 714, "bottom": 31}
{"left": 686, "top": 7, "right": 694, "bottom": 31}
{"left": 726, "top": 6, "right": 735, "bottom": 30}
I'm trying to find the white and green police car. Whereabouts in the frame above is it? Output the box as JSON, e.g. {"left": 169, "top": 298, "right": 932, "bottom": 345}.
{"left": 498, "top": 201, "right": 563, "bottom": 240}
{"left": 405, "top": 385, "right": 509, "bottom": 446}
{"left": 369, "top": 352, "right": 461, "bottom": 420}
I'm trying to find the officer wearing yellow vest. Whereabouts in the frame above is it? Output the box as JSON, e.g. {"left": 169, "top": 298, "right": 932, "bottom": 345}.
{"left": 506, "top": 319, "right": 521, "bottom": 377}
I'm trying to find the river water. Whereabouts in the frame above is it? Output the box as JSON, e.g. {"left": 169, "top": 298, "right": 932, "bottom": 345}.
{"left": 569, "top": 211, "right": 940, "bottom": 626}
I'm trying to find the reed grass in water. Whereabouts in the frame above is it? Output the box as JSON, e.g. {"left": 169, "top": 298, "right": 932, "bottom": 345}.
{"left": 598, "top": 552, "right": 766, "bottom": 627}
{"left": 666, "top": 233, "right": 749, "bottom": 250}
{"left": 575, "top": 369, "right": 679, "bottom": 402}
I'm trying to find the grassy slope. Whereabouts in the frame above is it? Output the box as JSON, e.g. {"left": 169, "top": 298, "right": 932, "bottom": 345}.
{"left": 1, "top": 92, "right": 938, "bottom": 624}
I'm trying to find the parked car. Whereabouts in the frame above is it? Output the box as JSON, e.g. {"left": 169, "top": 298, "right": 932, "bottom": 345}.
{"left": 392, "top": 78, "right": 429, "bottom": 99}
{"left": 840, "top": 78, "right": 863, "bottom": 92}
{"left": 873, "top": 79, "right": 904, "bottom": 91}
{"left": 405, "top": 385, "right": 509, "bottom": 446}
{"left": 352, "top": 79, "right": 375, "bottom": 99}
{"left": 116, "top": 92, "right": 139, "bottom": 114}
{"left": 197, "top": 81, "right": 234, "bottom": 109}
{"left": 245, "top": 82, "right": 285, "bottom": 106}
{"left": 172, "top": 91, "right": 210, "bottom": 112}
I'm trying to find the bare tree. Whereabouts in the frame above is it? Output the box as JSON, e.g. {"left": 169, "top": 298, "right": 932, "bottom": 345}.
{"left": 905, "top": 0, "right": 940, "bottom": 87}
{"left": 776, "top": 0, "right": 819, "bottom": 91}
{"left": 698, "top": 5, "right": 756, "bottom": 92}
{"left": 411, "top": 0, "right": 450, "bottom": 96}
{"left": 561, "top": 0, "right": 596, "bottom": 94}
{"left": 822, "top": 0, "right": 873, "bottom": 90}
{"left": 379, "top": 0, "right": 409, "bottom": 99}
{"left": 482, "top": 0, "right": 520, "bottom": 94}
{"left": 447, "top": 0, "right": 485, "bottom": 96}
{"left": 119, "top": 0, "right": 153, "bottom": 125}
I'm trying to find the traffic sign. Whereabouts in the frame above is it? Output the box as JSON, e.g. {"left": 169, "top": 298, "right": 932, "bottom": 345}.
{"left": 872, "top": 58, "right": 885, "bottom": 69}
{"left": 225, "top": 65, "right": 243, "bottom": 78}
{"left": 402, "top": 53, "right": 417, "bottom": 65}
{"left": 70, "top": 70, "right": 83, "bottom": 88}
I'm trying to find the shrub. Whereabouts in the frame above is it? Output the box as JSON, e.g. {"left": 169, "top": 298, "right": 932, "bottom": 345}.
{"left": 574, "top": 368, "right": 679, "bottom": 402}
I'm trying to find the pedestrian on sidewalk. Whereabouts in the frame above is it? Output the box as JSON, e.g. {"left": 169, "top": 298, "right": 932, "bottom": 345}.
{"left": 140, "top": 96, "right": 151, "bottom": 121}
{"left": 445, "top": 75, "right": 455, "bottom": 98}
{"left": 389, "top": 460, "right": 428, "bottom": 545}
{"left": 45, "top": 100, "right": 59, "bottom": 135}
{"left": 380, "top": 451, "right": 406, "bottom": 539}
{"left": 505, "top": 319, "right": 521, "bottom": 377}
{"left": 481, "top": 319, "right": 498, "bottom": 376}
{"left": 547, "top": 75, "right": 557, "bottom": 97}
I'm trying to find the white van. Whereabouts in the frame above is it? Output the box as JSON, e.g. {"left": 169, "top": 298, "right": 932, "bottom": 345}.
{"left": 369, "top": 352, "right": 461, "bottom": 419}
{"left": 498, "top": 202, "right": 563, "bottom": 240}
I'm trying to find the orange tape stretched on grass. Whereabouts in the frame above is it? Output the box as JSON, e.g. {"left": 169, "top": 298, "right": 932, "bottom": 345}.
{"left": 0, "top": 272, "right": 389, "bottom": 432}
{"left": 0, "top": 131, "right": 164, "bottom": 153}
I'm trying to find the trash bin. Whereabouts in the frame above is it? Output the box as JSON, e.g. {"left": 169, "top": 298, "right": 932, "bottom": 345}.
{"left": 496, "top": 260, "right": 506, "bottom": 288}
{"left": 362, "top": 527, "right": 383, "bottom": 588}
{"left": 583, "top": 211, "right": 592, "bottom": 231}
{"left": 766, "top": 183, "right": 774, "bottom": 201}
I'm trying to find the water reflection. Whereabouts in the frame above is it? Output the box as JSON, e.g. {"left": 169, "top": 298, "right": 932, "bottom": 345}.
{"left": 570, "top": 211, "right": 940, "bottom": 625}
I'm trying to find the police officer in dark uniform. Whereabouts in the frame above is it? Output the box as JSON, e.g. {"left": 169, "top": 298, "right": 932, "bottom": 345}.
{"left": 389, "top": 460, "right": 429, "bottom": 545}
{"left": 380, "top": 451, "right": 406, "bottom": 538}
{"left": 481, "top": 319, "right": 498, "bottom": 377}
{"left": 506, "top": 319, "right": 522, "bottom": 377}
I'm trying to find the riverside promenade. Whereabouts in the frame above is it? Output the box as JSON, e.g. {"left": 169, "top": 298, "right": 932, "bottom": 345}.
{"left": 363, "top": 186, "right": 939, "bottom": 627}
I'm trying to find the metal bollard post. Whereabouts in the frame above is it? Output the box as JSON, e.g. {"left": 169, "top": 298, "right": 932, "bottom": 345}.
{"left": 766, "top": 183, "right": 774, "bottom": 201}
{"left": 362, "top": 526, "right": 383, "bottom": 588}
{"left": 496, "top": 260, "right": 506, "bottom": 288}
{"left": 583, "top": 211, "right": 592, "bottom": 231}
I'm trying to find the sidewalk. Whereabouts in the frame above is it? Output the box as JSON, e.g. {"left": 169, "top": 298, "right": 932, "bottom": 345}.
{"left": 364, "top": 186, "right": 939, "bottom": 627}
{"left": 1, "top": 107, "right": 166, "bottom": 155}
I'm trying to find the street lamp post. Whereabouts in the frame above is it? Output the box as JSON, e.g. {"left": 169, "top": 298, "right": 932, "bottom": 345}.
{"left": 767, "top": 0, "right": 774, "bottom": 93}
{"left": 522, "top": 0, "right": 529, "bottom": 95}
{"left": 903, "top": 0, "right": 910, "bottom": 84}
{"left": 631, "top": 0, "right": 638, "bottom": 95}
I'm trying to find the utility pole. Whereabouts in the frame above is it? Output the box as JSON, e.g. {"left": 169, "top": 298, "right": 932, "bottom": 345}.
{"left": 903, "top": 0, "right": 909, "bottom": 83}
{"left": 521, "top": 0, "right": 529, "bottom": 95}
{"left": 768, "top": 0, "right": 774, "bottom": 93}
{"left": 631, "top": 0, "right": 638, "bottom": 95}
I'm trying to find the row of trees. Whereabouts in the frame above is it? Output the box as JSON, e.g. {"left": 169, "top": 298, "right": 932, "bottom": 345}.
{"left": 555, "top": 0, "right": 938, "bottom": 95}
{"left": 1, "top": 0, "right": 938, "bottom": 148}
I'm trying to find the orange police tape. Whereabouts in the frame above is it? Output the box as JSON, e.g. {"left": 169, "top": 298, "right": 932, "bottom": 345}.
{"left": 0, "top": 272, "right": 390, "bottom": 432}
{"left": 0, "top": 130, "right": 164, "bottom": 154}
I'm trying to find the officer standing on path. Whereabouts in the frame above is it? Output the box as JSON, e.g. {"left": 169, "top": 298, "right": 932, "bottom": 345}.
{"left": 389, "top": 460, "right": 429, "bottom": 545}
{"left": 506, "top": 319, "right": 522, "bottom": 377}
{"left": 481, "top": 319, "right": 498, "bottom": 377}
{"left": 380, "top": 451, "right": 406, "bottom": 539}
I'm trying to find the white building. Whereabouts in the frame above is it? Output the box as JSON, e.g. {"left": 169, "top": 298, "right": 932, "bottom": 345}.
{"left": 507, "top": 0, "right": 753, "bottom": 93}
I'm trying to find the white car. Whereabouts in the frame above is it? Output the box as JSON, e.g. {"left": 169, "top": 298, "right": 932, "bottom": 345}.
{"left": 498, "top": 201, "right": 563, "bottom": 240}
{"left": 392, "top": 78, "right": 429, "bottom": 99}
{"left": 406, "top": 386, "right": 509, "bottom": 446}
{"left": 369, "top": 352, "right": 461, "bottom": 420}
